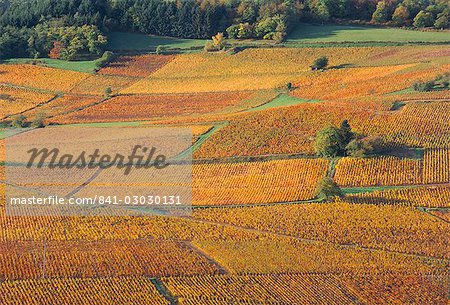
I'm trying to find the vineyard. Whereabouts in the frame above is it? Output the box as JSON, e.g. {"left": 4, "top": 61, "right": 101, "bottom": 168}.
{"left": 98, "top": 54, "right": 175, "bottom": 77}
{"left": 0, "top": 64, "right": 89, "bottom": 92}
{"left": 0, "top": 85, "right": 55, "bottom": 118}
{"left": 192, "top": 201, "right": 450, "bottom": 258}
{"left": 0, "top": 38, "right": 449, "bottom": 304}
{"left": 54, "top": 92, "right": 252, "bottom": 123}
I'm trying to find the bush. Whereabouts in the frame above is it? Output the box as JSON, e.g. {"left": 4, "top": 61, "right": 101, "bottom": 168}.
{"left": 104, "top": 87, "right": 112, "bottom": 98}
{"left": 315, "top": 177, "right": 344, "bottom": 201}
{"left": 413, "top": 81, "right": 435, "bottom": 92}
{"left": 204, "top": 41, "right": 216, "bottom": 52}
{"left": 11, "top": 114, "right": 27, "bottom": 128}
{"left": 95, "top": 51, "right": 115, "bottom": 69}
{"left": 31, "top": 113, "right": 46, "bottom": 128}
{"left": 311, "top": 56, "right": 329, "bottom": 70}
{"left": 156, "top": 45, "right": 165, "bottom": 55}
{"left": 346, "top": 136, "right": 384, "bottom": 157}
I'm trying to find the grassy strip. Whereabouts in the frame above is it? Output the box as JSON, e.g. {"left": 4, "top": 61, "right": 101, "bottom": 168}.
{"left": 248, "top": 94, "right": 320, "bottom": 112}
{"left": 2, "top": 58, "right": 98, "bottom": 74}
{"left": 287, "top": 23, "right": 450, "bottom": 44}
{"left": 107, "top": 32, "right": 205, "bottom": 52}
{"left": 175, "top": 123, "right": 228, "bottom": 161}
{"left": 342, "top": 185, "right": 418, "bottom": 195}
{"left": 0, "top": 127, "right": 33, "bottom": 140}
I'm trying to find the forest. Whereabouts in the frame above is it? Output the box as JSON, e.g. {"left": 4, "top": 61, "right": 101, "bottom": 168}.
{"left": 0, "top": 0, "right": 449, "bottom": 60}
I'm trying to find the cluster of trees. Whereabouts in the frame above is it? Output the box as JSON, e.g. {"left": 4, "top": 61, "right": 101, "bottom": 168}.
{"left": 413, "top": 73, "right": 450, "bottom": 92}
{"left": 1, "top": 0, "right": 449, "bottom": 60}
{"left": 314, "top": 120, "right": 384, "bottom": 158}
{"left": 225, "top": 1, "right": 304, "bottom": 41}
{"left": 10, "top": 113, "right": 46, "bottom": 129}
{"left": 371, "top": 0, "right": 450, "bottom": 28}
{"left": 307, "top": 0, "right": 450, "bottom": 29}
{"left": 0, "top": 21, "right": 106, "bottom": 60}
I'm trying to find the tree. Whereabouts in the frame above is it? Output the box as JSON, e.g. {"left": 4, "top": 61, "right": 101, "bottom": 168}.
{"left": 413, "top": 81, "right": 435, "bottom": 92}
{"left": 156, "top": 45, "right": 165, "bottom": 55}
{"left": 95, "top": 51, "right": 115, "bottom": 69}
{"left": 392, "top": 6, "right": 410, "bottom": 26}
{"left": 314, "top": 126, "right": 345, "bottom": 158}
{"left": 311, "top": 0, "right": 331, "bottom": 22}
{"left": 346, "top": 136, "right": 384, "bottom": 157}
{"left": 316, "top": 177, "right": 344, "bottom": 201}
{"left": 339, "top": 120, "right": 353, "bottom": 146}
{"left": 212, "top": 32, "right": 225, "bottom": 50}
{"left": 311, "top": 56, "right": 329, "bottom": 70}
{"left": 226, "top": 24, "right": 240, "bottom": 39}
{"left": 372, "top": 1, "right": 391, "bottom": 23}
{"left": 237, "top": 23, "right": 254, "bottom": 39}
{"left": 255, "top": 16, "right": 286, "bottom": 40}
{"left": 48, "top": 41, "right": 64, "bottom": 59}
{"left": 104, "top": 87, "right": 112, "bottom": 97}
{"left": 11, "top": 114, "right": 27, "bottom": 128}
{"left": 434, "top": 11, "right": 450, "bottom": 29}
{"left": 31, "top": 113, "right": 46, "bottom": 128}
{"left": 413, "top": 10, "right": 435, "bottom": 28}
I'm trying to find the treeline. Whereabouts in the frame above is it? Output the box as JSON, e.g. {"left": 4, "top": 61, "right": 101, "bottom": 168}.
{"left": 306, "top": 0, "right": 449, "bottom": 28}
{"left": 0, "top": 0, "right": 449, "bottom": 60}
{"left": 0, "top": 21, "right": 106, "bottom": 60}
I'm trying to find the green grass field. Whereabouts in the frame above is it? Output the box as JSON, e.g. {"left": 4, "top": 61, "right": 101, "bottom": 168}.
{"left": 287, "top": 24, "right": 450, "bottom": 45}
{"left": 249, "top": 94, "right": 319, "bottom": 112}
{"left": 3, "top": 58, "right": 98, "bottom": 73}
{"left": 107, "top": 32, "right": 206, "bottom": 51}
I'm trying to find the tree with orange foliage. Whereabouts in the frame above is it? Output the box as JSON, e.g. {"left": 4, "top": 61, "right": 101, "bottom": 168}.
{"left": 48, "top": 41, "right": 64, "bottom": 59}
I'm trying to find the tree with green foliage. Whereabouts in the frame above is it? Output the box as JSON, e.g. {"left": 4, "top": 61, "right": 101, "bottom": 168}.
{"left": 310, "top": 0, "right": 331, "bottom": 23}
{"left": 11, "top": 115, "right": 27, "bottom": 128}
{"left": 346, "top": 136, "right": 384, "bottom": 157}
{"left": 315, "top": 120, "right": 357, "bottom": 158}
{"left": 311, "top": 56, "right": 329, "bottom": 70}
{"left": 372, "top": 1, "right": 391, "bottom": 23}
{"left": 414, "top": 10, "right": 435, "bottom": 27}
{"left": 316, "top": 177, "right": 344, "bottom": 201}
{"left": 255, "top": 16, "right": 286, "bottom": 41}
{"left": 413, "top": 81, "right": 435, "bottom": 92}
{"left": 434, "top": 11, "right": 450, "bottom": 29}
{"left": 392, "top": 5, "right": 410, "bottom": 25}
{"left": 156, "top": 45, "right": 165, "bottom": 55}
{"left": 31, "top": 113, "right": 46, "bottom": 128}
{"left": 314, "top": 126, "right": 345, "bottom": 158}
{"left": 95, "top": 51, "right": 115, "bottom": 69}
{"left": 104, "top": 87, "right": 112, "bottom": 98}
{"left": 339, "top": 120, "right": 353, "bottom": 146}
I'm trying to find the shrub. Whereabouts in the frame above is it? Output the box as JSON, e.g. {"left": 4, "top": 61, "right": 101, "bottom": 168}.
{"left": 315, "top": 177, "right": 344, "bottom": 201}
{"left": 413, "top": 81, "right": 435, "bottom": 92}
{"left": 31, "top": 113, "right": 46, "bottom": 128}
{"left": 311, "top": 56, "right": 329, "bottom": 70}
{"left": 95, "top": 51, "right": 115, "bottom": 69}
{"left": 104, "top": 87, "right": 112, "bottom": 98}
{"left": 11, "top": 114, "right": 27, "bottom": 128}
{"left": 156, "top": 45, "right": 165, "bottom": 55}
{"left": 346, "top": 136, "right": 385, "bottom": 157}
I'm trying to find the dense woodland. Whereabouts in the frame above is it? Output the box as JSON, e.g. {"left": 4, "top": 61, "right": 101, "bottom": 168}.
{"left": 0, "top": 0, "right": 449, "bottom": 60}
